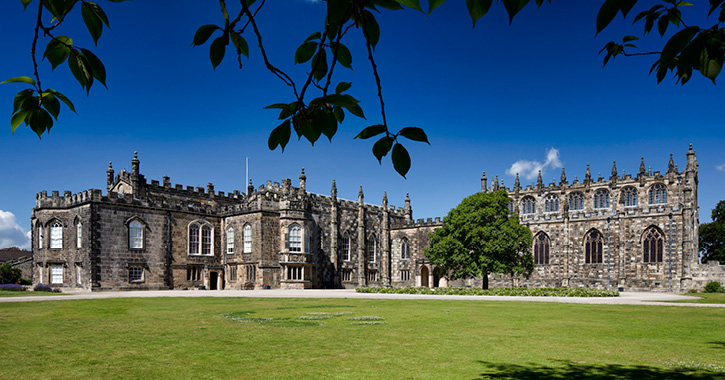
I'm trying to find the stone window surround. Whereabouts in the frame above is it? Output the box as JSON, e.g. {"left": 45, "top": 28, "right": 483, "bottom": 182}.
{"left": 49, "top": 219, "right": 63, "bottom": 249}
{"left": 126, "top": 216, "right": 146, "bottom": 250}
{"left": 188, "top": 220, "right": 214, "bottom": 256}
{"left": 127, "top": 264, "right": 145, "bottom": 283}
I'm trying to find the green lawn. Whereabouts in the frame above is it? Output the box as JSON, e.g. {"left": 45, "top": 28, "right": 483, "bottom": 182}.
{"left": 0, "top": 297, "right": 723, "bottom": 379}
{"left": 0, "top": 290, "right": 66, "bottom": 297}
{"left": 671, "top": 293, "right": 725, "bottom": 304}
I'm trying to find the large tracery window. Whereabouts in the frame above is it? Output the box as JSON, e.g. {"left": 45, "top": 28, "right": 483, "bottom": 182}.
{"left": 129, "top": 220, "right": 144, "bottom": 249}
{"left": 288, "top": 224, "right": 302, "bottom": 252}
{"left": 584, "top": 230, "right": 604, "bottom": 264}
{"left": 342, "top": 232, "right": 351, "bottom": 261}
{"left": 521, "top": 196, "right": 536, "bottom": 215}
{"left": 544, "top": 195, "right": 559, "bottom": 213}
{"left": 649, "top": 184, "right": 668, "bottom": 205}
{"left": 593, "top": 189, "right": 610, "bottom": 209}
{"left": 401, "top": 238, "right": 410, "bottom": 260}
{"left": 243, "top": 224, "right": 252, "bottom": 253}
{"left": 569, "top": 192, "right": 584, "bottom": 211}
{"left": 642, "top": 227, "right": 664, "bottom": 263}
{"left": 189, "top": 221, "right": 213, "bottom": 255}
{"left": 50, "top": 221, "right": 63, "bottom": 249}
{"left": 533, "top": 233, "right": 550, "bottom": 265}
{"left": 622, "top": 187, "right": 638, "bottom": 207}
{"left": 367, "top": 234, "right": 378, "bottom": 263}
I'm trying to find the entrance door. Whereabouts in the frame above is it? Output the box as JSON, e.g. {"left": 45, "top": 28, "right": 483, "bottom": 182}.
{"left": 420, "top": 266, "right": 429, "bottom": 288}
{"left": 210, "top": 272, "right": 218, "bottom": 290}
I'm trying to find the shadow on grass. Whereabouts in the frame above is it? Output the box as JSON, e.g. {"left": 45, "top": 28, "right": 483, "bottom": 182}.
{"left": 475, "top": 361, "right": 723, "bottom": 379}
{"left": 709, "top": 341, "right": 725, "bottom": 349}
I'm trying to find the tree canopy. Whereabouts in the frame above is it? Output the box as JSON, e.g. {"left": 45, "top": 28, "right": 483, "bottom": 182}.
{"left": 3, "top": 0, "right": 724, "bottom": 177}
{"left": 700, "top": 200, "right": 725, "bottom": 264}
{"left": 426, "top": 190, "right": 533, "bottom": 289}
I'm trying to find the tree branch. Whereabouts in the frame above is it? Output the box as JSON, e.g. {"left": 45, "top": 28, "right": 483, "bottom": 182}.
{"left": 31, "top": 0, "right": 44, "bottom": 93}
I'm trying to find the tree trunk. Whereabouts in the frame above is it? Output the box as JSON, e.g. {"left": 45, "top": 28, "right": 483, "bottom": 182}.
{"left": 482, "top": 270, "right": 489, "bottom": 290}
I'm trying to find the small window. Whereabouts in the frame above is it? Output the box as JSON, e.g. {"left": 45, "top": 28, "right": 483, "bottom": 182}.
{"left": 289, "top": 224, "right": 302, "bottom": 252}
{"left": 342, "top": 232, "right": 352, "bottom": 261}
{"left": 287, "top": 266, "right": 303, "bottom": 280}
{"left": 401, "top": 238, "right": 410, "bottom": 260}
{"left": 534, "top": 233, "right": 550, "bottom": 265}
{"left": 400, "top": 270, "right": 410, "bottom": 282}
{"left": 228, "top": 265, "right": 237, "bottom": 282}
{"left": 341, "top": 269, "right": 353, "bottom": 282}
{"left": 129, "top": 220, "right": 144, "bottom": 249}
{"left": 226, "top": 227, "right": 234, "bottom": 254}
{"left": 521, "top": 196, "right": 536, "bottom": 214}
{"left": 129, "top": 266, "right": 143, "bottom": 282}
{"left": 585, "top": 230, "right": 603, "bottom": 264}
{"left": 245, "top": 265, "right": 256, "bottom": 282}
{"left": 76, "top": 221, "right": 83, "bottom": 249}
{"left": 367, "top": 270, "right": 378, "bottom": 283}
{"left": 593, "top": 189, "right": 610, "bottom": 210}
{"left": 643, "top": 227, "right": 664, "bottom": 263}
{"left": 50, "top": 221, "right": 63, "bottom": 249}
{"left": 569, "top": 192, "right": 584, "bottom": 211}
{"left": 649, "top": 184, "right": 667, "bottom": 205}
{"left": 187, "top": 266, "right": 202, "bottom": 282}
{"left": 623, "top": 187, "right": 638, "bottom": 207}
{"left": 243, "top": 224, "right": 252, "bottom": 253}
{"left": 367, "top": 235, "right": 378, "bottom": 263}
{"left": 544, "top": 195, "right": 559, "bottom": 213}
{"left": 50, "top": 264, "right": 63, "bottom": 284}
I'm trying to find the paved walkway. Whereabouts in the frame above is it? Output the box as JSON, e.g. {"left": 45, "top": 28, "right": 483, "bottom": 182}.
{"left": 1, "top": 289, "right": 723, "bottom": 307}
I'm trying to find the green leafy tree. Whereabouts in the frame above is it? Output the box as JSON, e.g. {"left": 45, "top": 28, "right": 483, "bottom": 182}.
{"left": 0, "top": 264, "right": 22, "bottom": 284}
{"left": 4, "top": 0, "right": 724, "bottom": 177}
{"left": 426, "top": 190, "right": 533, "bottom": 289}
{"left": 700, "top": 200, "right": 725, "bottom": 264}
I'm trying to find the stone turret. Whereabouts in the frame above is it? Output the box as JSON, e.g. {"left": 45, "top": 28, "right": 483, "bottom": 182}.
{"left": 668, "top": 153, "right": 675, "bottom": 173}
{"left": 106, "top": 162, "right": 114, "bottom": 192}
{"left": 610, "top": 161, "right": 618, "bottom": 185}
{"left": 494, "top": 176, "right": 499, "bottom": 191}
{"left": 247, "top": 179, "right": 254, "bottom": 196}
{"left": 382, "top": 191, "right": 391, "bottom": 286}
{"left": 131, "top": 152, "right": 142, "bottom": 199}
{"left": 481, "top": 171, "right": 487, "bottom": 193}
{"left": 536, "top": 170, "right": 543, "bottom": 190}
{"left": 585, "top": 164, "right": 591, "bottom": 184}
{"left": 514, "top": 173, "right": 521, "bottom": 196}
{"left": 330, "top": 179, "right": 339, "bottom": 284}
{"left": 299, "top": 168, "right": 306, "bottom": 193}
{"left": 404, "top": 193, "right": 412, "bottom": 222}
{"left": 560, "top": 167, "right": 567, "bottom": 186}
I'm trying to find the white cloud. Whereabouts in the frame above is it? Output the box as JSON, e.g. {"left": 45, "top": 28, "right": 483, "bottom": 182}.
{"left": 716, "top": 164, "right": 725, "bottom": 172}
{"left": 506, "top": 147, "right": 563, "bottom": 181}
{"left": 0, "top": 210, "right": 31, "bottom": 250}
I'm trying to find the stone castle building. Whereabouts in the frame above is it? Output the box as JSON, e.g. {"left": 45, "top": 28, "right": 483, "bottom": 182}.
{"left": 31, "top": 145, "right": 724, "bottom": 292}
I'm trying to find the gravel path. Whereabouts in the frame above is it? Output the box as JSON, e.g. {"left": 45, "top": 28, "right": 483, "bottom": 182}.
{"left": 1, "top": 289, "right": 722, "bottom": 307}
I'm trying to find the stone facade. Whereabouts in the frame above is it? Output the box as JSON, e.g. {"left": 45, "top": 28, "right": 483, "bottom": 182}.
{"left": 31, "top": 146, "right": 725, "bottom": 292}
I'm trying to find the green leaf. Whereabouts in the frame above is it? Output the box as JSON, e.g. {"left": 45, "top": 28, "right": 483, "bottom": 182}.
{"left": 619, "top": 0, "right": 637, "bottom": 17}
{"left": 699, "top": 47, "right": 722, "bottom": 84}
{"left": 395, "top": 0, "right": 422, "bottom": 12}
{"left": 502, "top": 0, "right": 530, "bottom": 25}
{"left": 46, "top": 88, "right": 75, "bottom": 113}
{"left": 661, "top": 26, "right": 699, "bottom": 62}
{"left": 230, "top": 32, "right": 249, "bottom": 58}
{"left": 428, "top": 0, "right": 446, "bottom": 15}
{"left": 362, "top": 10, "right": 380, "bottom": 49}
{"left": 312, "top": 49, "right": 328, "bottom": 82}
{"left": 13, "top": 89, "right": 34, "bottom": 114}
{"left": 79, "top": 48, "right": 106, "bottom": 88}
{"left": 295, "top": 41, "right": 317, "bottom": 64}
{"left": 372, "top": 136, "right": 394, "bottom": 164}
{"left": 622, "top": 35, "right": 639, "bottom": 43}
{"left": 68, "top": 49, "right": 93, "bottom": 94}
{"left": 391, "top": 143, "right": 411, "bottom": 177}
{"left": 41, "top": 92, "right": 61, "bottom": 120}
{"left": 21, "top": 0, "right": 32, "bottom": 10}
{"left": 296, "top": 114, "right": 321, "bottom": 145}
{"left": 81, "top": 2, "right": 104, "bottom": 45}
{"left": 328, "top": 0, "right": 351, "bottom": 31}
{"left": 43, "top": 36, "right": 72, "bottom": 69}
{"left": 596, "top": 0, "right": 620, "bottom": 35}
{"left": 466, "top": 0, "right": 492, "bottom": 27}
{"left": 192, "top": 25, "right": 219, "bottom": 46}
{"left": 209, "top": 36, "right": 226, "bottom": 70}
{"left": 268, "top": 119, "right": 291, "bottom": 151}
{"left": 657, "top": 14, "right": 669, "bottom": 36}
{"left": 330, "top": 42, "right": 353, "bottom": 69}
{"left": 333, "top": 106, "right": 345, "bottom": 123}
{"left": 346, "top": 103, "right": 366, "bottom": 119}
{"left": 372, "top": 0, "right": 404, "bottom": 10}
{"left": 305, "top": 31, "right": 321, "bottom": 42}
{"left": 313, "top": 108, "right": 337, "bottom": 142}
{"left": 1, "top": 76, "right": 36, "bottom": 85}
{"left": 398, "top": 127, "right": 430, "bottom": 144}
{"left": 335, "top": 82, "right": 352, "bottom": 94}
{"left": 355, "top": 124, "right": 387, "bottom": 139}
{"left": 10, "top": 109, "right": 30, "bottom": 133}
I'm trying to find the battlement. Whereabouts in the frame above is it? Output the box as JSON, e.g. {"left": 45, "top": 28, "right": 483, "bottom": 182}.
{"left": 35, "top": 189, "right": 103, "bottom": 209}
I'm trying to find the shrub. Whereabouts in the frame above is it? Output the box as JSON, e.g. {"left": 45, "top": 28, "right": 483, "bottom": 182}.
{"left": 33, "top": 284, "right": 59, "bottom": 292}
{"left": 0, "top": 264, "right": 22, "bottom": 284}
{"left": 19, "top": 278, "right": 32, "bottom": 285}
{"left": 703, "top": 281, "right": 724, "bottom": 293}
{"left": 0, "top": 283, "right": 25, "bottom": 291}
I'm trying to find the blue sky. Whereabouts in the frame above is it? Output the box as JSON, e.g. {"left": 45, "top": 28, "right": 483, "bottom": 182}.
{"left": 1, "top": 0, "right": 723, "bottom": 249}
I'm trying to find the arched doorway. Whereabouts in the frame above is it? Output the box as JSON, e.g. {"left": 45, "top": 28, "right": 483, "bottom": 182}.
{"left": 433, "top": 267, "right": 441, "bottom": 288}
{"left": 420, "top": 265, "right": 429, "bottom": 288}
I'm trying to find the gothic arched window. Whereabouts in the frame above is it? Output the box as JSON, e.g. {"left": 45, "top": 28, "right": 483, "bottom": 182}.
{"left": 649, "top": 184, "right": 668, "bottom": 205}
{"left": 367, "top": 234, "right": 378, "bottom": 263}
{"left": 593, "top": 189, "right": 610, "bottom": 209}
{"left": 584, "top": 230, "right": 603, "bottom": 264}
{"left": 569, "top": 192, "right": 584, "bottom": 211}
{"left": 50, "top": 221, "right": 63, "bottom": 249}
{"left": 129, "top": 220, "right": 144, "bottom": 249}
{"left": 243, "top": 224, "right": 252, "bottom": 253}
{"left": 288, "top": 224, "right": 302, "bottom": 252}
{"left": 533, "top": 232, "right": 550, "bottom": 265}
{"left": 226, "top": 226, "right": 234, "bottom": 254}
{"left": 544, "top": 195, "right": 559, "bottom": 213}
{"left": 622, "top": 187, "right": 638, "bottom": 207}
{"left": 521, "top": 196, "right": 536, "bottom": 214}
{"left": 642, "top": 227, "right": 664, "bottom": 263}
{"left": 76, "top": 221, "right": 83, "bottom": 249}
{"left": 342, "top": 232, "right": 351, "bottom": 261}
{"left": 189, "top": 221, "right": 213, "bottom": 255}
{"left": 401, "top": 238, "right": 410, "bottom": 260}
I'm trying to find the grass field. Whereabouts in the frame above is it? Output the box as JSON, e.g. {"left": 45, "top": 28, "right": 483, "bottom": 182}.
{"left": 669, "top": 293, "right": 725, "bottom": 304}
{"left": 0, "top": 297, "right": 723, "bottom": 379}
{"left": 0, "top": 290, "right": 66, "bottom": 297}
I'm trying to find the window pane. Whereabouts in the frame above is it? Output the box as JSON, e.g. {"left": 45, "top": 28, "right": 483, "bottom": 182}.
{"left": 129, "top": 221, "right": 143, "bottom": 249}
{"left": 51, "top": 265, "right": 63, "bottom": 284}
{"left": 50, "top": 222, "right": 63, "bottom": 249}
{"left": 227, "top": 227, "right": 234, "bottom": 254}
{"left": 189, "top": 224, "right": 200, "bottom": 254}
{"left": 244, "top": 225, "right": 252, "bottom": 253}
{"left": 202, "top": 225, "right": 212, "bottom": 255}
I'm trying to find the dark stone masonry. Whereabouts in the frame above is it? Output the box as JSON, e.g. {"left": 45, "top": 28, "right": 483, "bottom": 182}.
{"left": 32, "top": 146, "right": 724, "bottom": 292}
